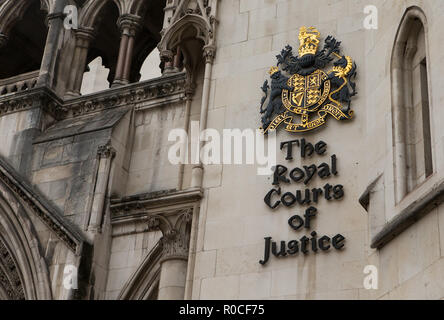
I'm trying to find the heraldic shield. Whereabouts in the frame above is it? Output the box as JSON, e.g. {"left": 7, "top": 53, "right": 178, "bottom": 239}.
{"left": 259, "top": 26, "right": 358, "bottom": 133}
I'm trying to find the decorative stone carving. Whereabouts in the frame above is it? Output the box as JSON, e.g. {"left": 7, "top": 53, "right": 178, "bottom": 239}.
{"left": 0, "top": 71, "right": 186, "bottom": 121}
{"left": 146, "top": 209, "right": 193, "bottom": 261}
{"left": 117, "top": 14, "right": 142, "bottom": 37}
{"left": 67, "top": 72, "right": 187, "bottom": 117}
{"left": 160, "top": 49, "right": 175, "bottom": 64}
{"left": 97, "top": 143, "right": 116, "bottom": 159}
{"left": 203, "top": 44, "right": 216, "bottom": 64}
{"left": 110, "top": 188, "right": 202, "bottom": 220}
{"left": 0, "top": 87, "right": 66, "bottom": 119}
{"left": 0, "top": 239, "right": 25, "bottom": 300}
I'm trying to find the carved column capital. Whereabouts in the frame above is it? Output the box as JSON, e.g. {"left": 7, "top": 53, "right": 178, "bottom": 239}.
{"left": 97, "top": 143, "right": 116, "bottom": 159}
{"left": 203, "top": 45, "right": 216, "bottom": 64}
{"left": 117, "top": 14, "right": 142, "bottom": 37}
{"left": 74, "top": 27, "right": 96, "bottom": 47}
{"left": 146, "top": 209, "right": 193, "bottom": 261}
{"left": 159, "top": 231, "right": 190, "bottom": 261}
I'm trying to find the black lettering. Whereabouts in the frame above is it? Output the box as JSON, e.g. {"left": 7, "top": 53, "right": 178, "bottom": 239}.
{"left": 317, "top": 162, "right": 331, "bottom": 179}
{"left": 264, "top": 187, "right": 281, "bottom": 209}
{"left": 318, "top": 236, "right": 331, "bottom": 251}
{"left": 281, "top": 192, "right": 296, "bottom": 207}
{"left": 324, "top": 183, "right": 333, "bottom": 200}
{"left": 310, "top": 231, "right": 318, "bottom": 252}
{"left": 272, "top": 240, "right": 287, "bottom": 257}
{"left": 312, "top": 188, "right": 323, "bottom": 203}
{"left": 300, "top": 139, "right": 314, "bottom": 158}
{"left": 304, "top": 206, "right": 317, "bottom": 229}
{"left": 331, "top": 154, "right": 338, "bottom": 175}
{"left": 280, "top": 140, "right": 299, "bottom": 161}
{"left": 259, "top": 237, "right": 272, "bottom": 265}
{"left": 296, "top": 189, "right": 311, "bottom": 205}
{"left": 333, "top": 185, "right": 344, "bottom": 200}
{"left": 300, "top": 236, "right": 309, "bottom": 254}
{"left": 287, "top": 240, "right": 299, "bottom": 255}
{"left": 289, "top": 167, "right": 304, "bottom": 182}
{"left": 315, "top": 141, "right": 327, "bottom": 155}
{"left": 288, "top": 215, "right": 304, "bottom": 231}
{"left": 332, "top": 234, "right": 346, "bottom": 250}
{"left": 273, "top": 165, "right": 290, "bottom": 185}
{"left": 303, "top": 164, "right": 317, "bottom": 184}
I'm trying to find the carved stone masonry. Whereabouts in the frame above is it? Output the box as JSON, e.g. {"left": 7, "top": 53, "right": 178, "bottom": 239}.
{"left": 74, "top": 27, "right": 96, "bottom": 49}
{"left": 113, "top": 14, "right": 142, "bottom": 86}
{"left": 160, "top": 49, "right": 175, "bottom": 64}
{"left": 117, "top": 14, "right": 142, "bottom": 38}
{"left": 146, "top": 209, "right": 193, "bottom": 261}
{"left": 160, "top": 49, "right": 175, "bottom": 74}
{"left": 0, "top": 239, "right": 25, "bottom": 300}
{"left": 97, "top": 143, "right": 116, "bottom": 159}
{"left": 203, "top": 45, "right": 216, "bottom": 64}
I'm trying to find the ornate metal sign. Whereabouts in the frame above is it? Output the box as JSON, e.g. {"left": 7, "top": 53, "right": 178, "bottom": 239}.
{"left": 260, "top": 26, "right": 357, "bottom": 133}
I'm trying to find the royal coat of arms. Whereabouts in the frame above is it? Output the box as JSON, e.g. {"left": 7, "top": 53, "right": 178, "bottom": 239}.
{"left": 260, "top": 27, "right": 357, "bottom": 133}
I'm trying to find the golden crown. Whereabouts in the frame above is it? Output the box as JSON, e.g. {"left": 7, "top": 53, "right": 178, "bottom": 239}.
{"left": 268, "top": 66, "right": 279, "bottom": 75}
{"left": 298, "top": 26, "right": 320, "bottom": 57}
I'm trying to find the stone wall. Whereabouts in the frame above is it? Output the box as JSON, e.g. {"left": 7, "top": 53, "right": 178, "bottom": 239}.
{"left": 1, "top": 0, "right": 444, "bottom": 301}
{"left": 189, "top": 0, "right": 444, "bottom": 300}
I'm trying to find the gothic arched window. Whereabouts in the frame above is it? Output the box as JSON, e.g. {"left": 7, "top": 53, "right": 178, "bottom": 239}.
{"left": 391, "top": 7, "right": 432, "bottom": 202}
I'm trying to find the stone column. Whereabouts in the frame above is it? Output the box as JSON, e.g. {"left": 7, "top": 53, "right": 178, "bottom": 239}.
{"left": 65, "top": 28, "right": 95, "bottom": 98}
{"left": 147, "top": 210, "right": 192, "bottom": 300}
{"left": 88, "top": 143, "right": 116, "bottom": 234}
{"left": 158, "top": 233, "right": 189, "bottom": 300}
{"left": 191, "top": 45, "right": 216, "bottom": 188}
{"left": 37, "top": 0, "right": 67, "bottom": 86}
{"left": 112, "top": 14, "right": 141, "bottom": 87}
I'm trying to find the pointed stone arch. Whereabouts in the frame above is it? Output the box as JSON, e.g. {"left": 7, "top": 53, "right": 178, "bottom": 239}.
{"left": 79, "top": 0, "right": 123, "bottom": 29}
{"left": 129, "top": 0, "right": 147, "bottom": 16}
{"left": 158, "top": 0, "right": 217, "bottom": 79}
{"left": 391, "top": 6, "right": 432, "bottom": 202}
{"left": 0, "top": 156, "right": 86, "bottom": 300}
{"left": 0, "top": 0, "right": 49, "bottom": 38}
{"left": 118, "top": 243, "right": 162, "bottom": 300}
{"left": 0, "top": 190, "right": 52, "bottom": 300}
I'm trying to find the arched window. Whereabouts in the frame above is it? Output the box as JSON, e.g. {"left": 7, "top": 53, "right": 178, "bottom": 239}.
{"left": 392, "top": 7, "right": 432, "bottom": 202}
{"left": 79, "top": 1, "right": 121, "bottom": 95}
{"left": 0, "top": 0, "right": 47, "bottom": 96}
{"left": 0, "top": 0, "right": 47, "bottom": 79}
{"left": 64, "top": 0, "right": 167, "bottom": 97}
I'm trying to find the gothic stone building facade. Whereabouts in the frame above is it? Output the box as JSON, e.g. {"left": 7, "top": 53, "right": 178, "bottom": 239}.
{"left": 0, "top": 0, "right": 443, "bottom": 300}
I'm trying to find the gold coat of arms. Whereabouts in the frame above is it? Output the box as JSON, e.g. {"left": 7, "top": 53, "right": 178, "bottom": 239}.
{"left": 260, "top": 27, "right": 357, "bottom": 133}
